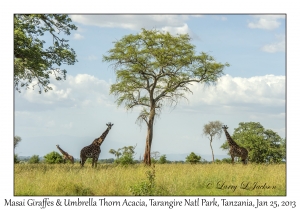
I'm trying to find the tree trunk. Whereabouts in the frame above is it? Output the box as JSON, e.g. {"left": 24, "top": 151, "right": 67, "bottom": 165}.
{"left": 210, "top": 138, "right": 215, "bottom": 162}
{"left": 143, "top": 108, "right": 155, "bottom": 165}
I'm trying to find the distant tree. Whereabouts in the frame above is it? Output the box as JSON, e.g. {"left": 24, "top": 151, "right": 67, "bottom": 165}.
{"left": 28, "top": 155, "right": 40, "bottom": 164}
{"left": 14, "top": 154, "right": 20, "bottom": 164}
{"left": 203, "top": 121, "right": 223, "bottom": 162}
{"left": 14, "top": 14, "right": 77, "bottom": 93}
{"left": 220, "top": 122, "right": 285, "bottom": 163}
{"left": 151, "top": 151, "right": 160, "bottom": 160}
{"left": 14, "top": 136, "right": 22, "bottom": 149}
{"left": 186, "top": 152, "right": 201, "bottom": 164}
{"left": 44, "top": 151, "right": 64, "bottom": 164}
{"left": 157, "top": 154, "right": 167, "bottom": 164}
{"left": 103, "top": 28, "right": 229, "bottom": 165}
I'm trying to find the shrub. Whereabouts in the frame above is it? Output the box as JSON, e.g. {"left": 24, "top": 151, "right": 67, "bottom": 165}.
{"left": 115, "top": 153, "right": 134, "bottom": 166}
{"left": 44, "top": 151, "right": 64, "bottom": 164}
{"left": 186, "top": 152, "right": 201, "bottom": 164}
{"left": 157, "top": 154, "right": 167, "bottom": 164}
{"left": 28, "top": 155, "right": 40, "bottom": 164}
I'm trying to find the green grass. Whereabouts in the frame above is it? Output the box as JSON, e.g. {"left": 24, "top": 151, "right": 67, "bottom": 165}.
{"left": 14, "top": 163, "right": 286, "bottom": 196}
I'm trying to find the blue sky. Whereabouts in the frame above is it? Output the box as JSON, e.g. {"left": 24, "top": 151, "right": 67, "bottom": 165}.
{"left": 13, "top": 14, "right": 286, "bottom": 161}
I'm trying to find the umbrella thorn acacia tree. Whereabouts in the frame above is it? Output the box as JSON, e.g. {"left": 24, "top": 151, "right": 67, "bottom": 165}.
{"left": 103, "top": 28, "right": 229, "bottom": 165}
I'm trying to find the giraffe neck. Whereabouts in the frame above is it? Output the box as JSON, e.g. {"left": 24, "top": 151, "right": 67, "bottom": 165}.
{"left": 224, "top": 130, "right": 238, "bottom": 146}
{"left": 57, "top": 145, "right": 68, "bottom": 155}
{"left": 93, "top": 128, "right": 110, "bottom": 146}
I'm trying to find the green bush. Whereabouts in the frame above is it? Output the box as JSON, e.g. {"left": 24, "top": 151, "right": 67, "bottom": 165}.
{"left": 44, "top": 151, "right": 64, "bottom": 164}
{"left": 186, "top": 152, "right": 201, "bottom": 164}
{"left": 157, "top": 154, "right": 167, "bottom": 164}
{"left": 115, "top": 154, "right": 134, "bottom": 166}
{"left": 28, "top": 155, "right": 40, "bottom": 164}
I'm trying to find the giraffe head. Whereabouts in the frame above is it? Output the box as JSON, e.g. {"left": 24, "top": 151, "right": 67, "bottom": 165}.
{"left": 106, "top": 122, "right": 114, "bottom": 130}
{"left": 222, "top": 125, "right": 228, "bottom": 130}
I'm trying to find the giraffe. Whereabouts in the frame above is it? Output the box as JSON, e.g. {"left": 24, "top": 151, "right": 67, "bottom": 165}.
{"left": 56, "top": 145, "right": 74, "bottom": 164}
{"left": 222, "top": 125, "right": 248, "bottom": 164}
{"left": 80, "top": 122, "right": 114, "bottom": 167}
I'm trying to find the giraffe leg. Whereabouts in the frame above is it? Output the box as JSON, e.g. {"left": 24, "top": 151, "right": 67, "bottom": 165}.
{"left": 80, "top": 157, "right": 87, "bottom": 167}
{"left": 231, "top": 155, "right": 234, "bottom": 164}
{"left": 92, "top": 156, "right": 98, "bottom": 168}
{"left": 92, "top": 158, "right": 95, "bottom": 168}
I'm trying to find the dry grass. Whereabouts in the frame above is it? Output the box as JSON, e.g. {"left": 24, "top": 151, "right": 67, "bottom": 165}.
{"left": 14, "top": 163, "right": 286, "bottom": 196}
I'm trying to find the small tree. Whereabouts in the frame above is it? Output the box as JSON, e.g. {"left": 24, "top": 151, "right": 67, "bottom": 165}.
{"left": 186, "top": 152, "right": 201, "bottom": 164}
{"left": 110, "top": 145, "right": 136, "bottom": 166}
{"left": 203, "top": 121, "right": 223, "bottom": 162}
{"left": 28, "top": 155, "right": 40, "bottom": 164}
{"left": 151, "top": 151, "right": 160, "bottom": 164}
{"left": 44, "top": 151, "right": 64, "bottom": 164}
{"left": 158, "top": 154, "right": 167, "bottom": 164}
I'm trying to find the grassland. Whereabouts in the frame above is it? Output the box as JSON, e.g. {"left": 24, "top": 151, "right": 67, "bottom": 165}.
{"left": 14, "top": 163, "right": 286, "bottom": 196}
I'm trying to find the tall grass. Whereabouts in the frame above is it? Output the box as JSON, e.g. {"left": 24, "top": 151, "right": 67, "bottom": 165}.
{"left": 14, "top": 163, "right": 285, "bottom": 196}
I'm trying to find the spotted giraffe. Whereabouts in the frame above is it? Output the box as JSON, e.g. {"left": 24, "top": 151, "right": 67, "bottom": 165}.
{"left": 80, "top": 122, "right": 114, "bottom": 167}
{"left": 222, "top": 125, "right": 248, "bottom": 164}
{"left": 56, "top": 145, "right": 74, "bottom": 164}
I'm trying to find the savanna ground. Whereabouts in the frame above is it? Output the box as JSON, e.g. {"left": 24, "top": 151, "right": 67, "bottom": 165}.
{"left": 14, "top": 163, "right": 285, "bottom": 196}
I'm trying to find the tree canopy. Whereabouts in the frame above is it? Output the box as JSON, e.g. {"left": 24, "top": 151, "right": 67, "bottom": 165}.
{"left": 14, "top": 14, "right": 77, "bottom": 93}
{"left": 104, "top": 28, "right": 229, "bottom": 165}
{"left": 14, "top": 136, "right": 22, "bottom": 149}
{"left": 221, "top": 122, "right": 285, "bottom": 163}
{"left": 203, "top": 120, "right": 223, "bottom": 162}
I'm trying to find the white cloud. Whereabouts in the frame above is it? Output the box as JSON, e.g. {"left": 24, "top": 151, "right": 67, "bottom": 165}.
{"left": 16, "top": 74, "right": 112, "bottom": 111}
{"left": 261, "top": 34, "right": 285, "bottom": 53}
{"left": 248, "top": 15, "right": 285, "bottom": 30}
{"left": 161, "top": 23, "right": 190, "bottom": 35}
{"left": 70, "top": 15, "right": 202, "bottom": 36}
{"left": 73, "top": 33, "right": 84, "bottom": 40}
{"left": 186, "top": 74, "right": 285, "bottom": 108}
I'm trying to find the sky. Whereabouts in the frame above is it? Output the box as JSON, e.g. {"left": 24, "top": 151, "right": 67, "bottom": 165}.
{"left": 13, "top": 14, "right": 286, "bottom": 161}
